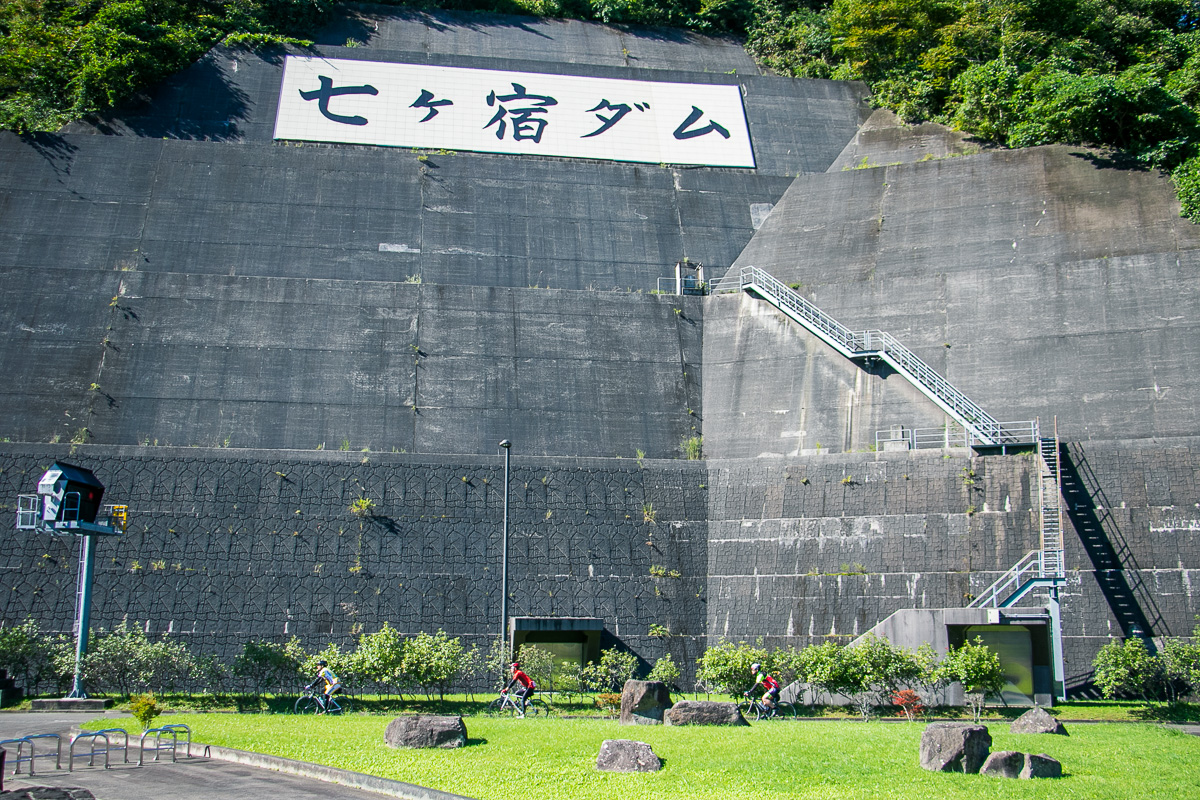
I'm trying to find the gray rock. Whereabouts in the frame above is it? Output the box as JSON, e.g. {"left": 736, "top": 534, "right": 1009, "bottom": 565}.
{"left": 595, "top": 739, "right": 662, "bottom": 772}
{"left": 663, "top": 700, "right": 749, "bottom": 726}
{"left": 919, "top": 722, "right": 992, "bottom": 773}
{"left": 980, "top": 750, "right": 1025, "bottom": 779}
{"left": 1010, "top": 707, "right": 1068, "bottom": 736}
{"left": 1021, "top": 753, "right": 1063, "bottom": 779}
{"left": 384, "top": 715, "right": 467, "bottom": 749}
{"left": 620, "top": 680, "right": 672, "bottom": 725}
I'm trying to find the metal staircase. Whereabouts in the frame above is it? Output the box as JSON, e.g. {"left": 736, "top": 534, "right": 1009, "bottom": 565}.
{"left": 968, "top": 429, "right": 1065, "bottom": 609}
{"left": 965, "top": 425, "right": 1067, "bottom": 700}
{"left": 711, "top": 266, "right": 1036, "bottom": 449}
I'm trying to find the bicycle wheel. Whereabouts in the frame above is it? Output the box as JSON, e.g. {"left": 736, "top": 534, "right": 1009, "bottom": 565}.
{"left": 774, "top": 702, "right": 797, "bottom": 719}
{"left": 525, "top": 698, "right": 547, "bottom": 716}
{"left": 485, "top": 697, "right": 506, "bottom": 716}
{"left": 294, "top": 696, "right": 320, "bottom": 715}
{"left": 736, "top": 700, "right": 755, "bottom": 719}
{"left": 328, "top": 695, "right": 352, "bottom": 715}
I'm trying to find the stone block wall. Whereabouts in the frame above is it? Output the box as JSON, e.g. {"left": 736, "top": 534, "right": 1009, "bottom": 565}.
{"left": 0, "top": 444, "right": 707, "bottom": 685}
{"left": 704, "top": 443, "right": 1200, "bottom": 690}
{"left": 704, "top": 450, "right": 1038, "bottom": 646}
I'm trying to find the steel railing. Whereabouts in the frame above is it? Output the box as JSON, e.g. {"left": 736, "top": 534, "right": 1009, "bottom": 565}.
{"left": 714, "top": 266, "right": 1033, "bottom": 447}
{"left": 875, "top": 421, "right": 1039, "bottom": 451}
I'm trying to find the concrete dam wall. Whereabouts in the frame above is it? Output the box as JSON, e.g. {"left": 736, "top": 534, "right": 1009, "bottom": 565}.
{"left": 0, "top": 8, "right": 1197, "bottom": 696}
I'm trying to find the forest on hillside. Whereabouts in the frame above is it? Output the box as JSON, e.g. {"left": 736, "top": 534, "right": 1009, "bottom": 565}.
{"left": 5, "top": 0, "right": 1200, "bottom": 215}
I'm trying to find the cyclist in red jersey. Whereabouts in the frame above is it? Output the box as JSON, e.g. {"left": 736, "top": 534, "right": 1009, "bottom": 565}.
{"left": 748, "top": 662, "right": 780, "bottom": 709}
{"left": 503, "top": 661, "right": 537, "bottom": 712}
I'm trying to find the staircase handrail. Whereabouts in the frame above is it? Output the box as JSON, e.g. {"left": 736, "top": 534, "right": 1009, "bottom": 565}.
{"left": 725, "top": 266, "right": 1005, "bottom": 445}
{"left": 968, "top": 550, "right": 1043, "bottom": 608}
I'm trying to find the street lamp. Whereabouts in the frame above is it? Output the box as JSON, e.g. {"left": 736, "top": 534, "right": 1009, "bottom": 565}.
{"left": 498, "top": 439, "right": 512, "bottom": 662}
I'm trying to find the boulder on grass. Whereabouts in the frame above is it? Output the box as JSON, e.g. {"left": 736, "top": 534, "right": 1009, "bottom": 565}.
{"left": 1010, "top": 707, "right": 1068, "bottom": 736}
{"left": 620, "top": 680, "right": 672, "bottom": 725}
{"left": 663, "top": 700, "right": 748, "bottom": 727}
{"left": 980, "top": 750, "right": 1025, "bottom": 779}
{"left": 595, "top": 740, "right": 662, "bottom": 772}
{"left": 1021, "top": 753, "right": 1063, "bottom": 779}
{"left": 919, "top": 722, "right": 992, "bottom": 774}
{"left": 384, "top": 715, "right": 467, "bottom": 749}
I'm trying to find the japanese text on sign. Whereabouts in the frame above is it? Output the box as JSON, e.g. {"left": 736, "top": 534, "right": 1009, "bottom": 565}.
{"left": 274, "top": 57, "right": 756, "bottom": 168}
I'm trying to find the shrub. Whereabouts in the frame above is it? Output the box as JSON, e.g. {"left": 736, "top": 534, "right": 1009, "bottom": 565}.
{"left": 0, "top": 620, "right": 72, "bottom": 694}
{"left": 891, "top": 689, "right": 924, "bottom": 721}
{"left": 350, "top": 623, "right": 407, "bottom": 697}
{"left": 1173, "top": 156, "right": 1200, "bottom": 221}
{"left": 647, "top": 653, "right": 681, "bottom": 688}
{"left": 595, "top": 647, "right": 639, "bottom": 692}
{"left": 1161, "top": 626, "right": 1200, "bottom": 702}
{"left": 1092, "top": 636, "right": 1165, "bottom": 702}
{"left": 129, "top": 692, "right": 162, "bottom": 730}
{"left": 553, "top": 660, "right": 589, "bottom": 703}
{"left": 596, "top": 692, "right": 621, "bottom": 711}
{"left": 939, "top": 637, "right": 1003, "bottom": 722}
{"left": 82, "top": 618, "right": 196, "bottom": 697}
{"left": 839, "top": 634, "right": 922, "bottom": 720}
{"left": 401, "top": 630, "right": 467, "bottom": 701}
{"left": 232, "top": 637, "right": 306, "bottom": 695}
{"left": 695, "top": 640, "right": 766, "bottom": 696}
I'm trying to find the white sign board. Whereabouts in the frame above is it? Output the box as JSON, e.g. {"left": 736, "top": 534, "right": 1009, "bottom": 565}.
{"left": 273, "top": 57, "right": 755, "bottom": 168}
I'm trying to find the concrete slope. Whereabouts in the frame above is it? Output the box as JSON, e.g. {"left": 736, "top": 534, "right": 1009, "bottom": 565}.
{"left": 0, "top": 269, "right": 705, "bottom": 457}
{"left": 707, "top": 145, "right": 1200, "bottom": 453}
{"left": 315, "top": 4, "right": 762, "bottom": 74}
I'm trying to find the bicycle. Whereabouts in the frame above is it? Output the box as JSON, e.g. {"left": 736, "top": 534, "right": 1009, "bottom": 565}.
{"left": 293, "top": 684, "right": 354, "bottom": 715}
{"left": 485, "top": 690, "right": 547, "bottom": 718}
{"left": 738, "top": 692, "right": 796, "bottom": 721}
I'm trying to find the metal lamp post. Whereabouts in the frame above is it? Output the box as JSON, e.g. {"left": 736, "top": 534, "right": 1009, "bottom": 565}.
{"left": 498, "top": 439, "right": 512, "bottom": 662}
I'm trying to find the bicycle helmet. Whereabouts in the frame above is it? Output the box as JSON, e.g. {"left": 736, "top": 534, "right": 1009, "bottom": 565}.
{"left": 511, "top": 661, "right": 520, "bottom": 669}
{"left": 750, "top": 663, "right": 761, "bottom": 673}
{"left": 317, "top": 660, "right": 328, "bottom": 667}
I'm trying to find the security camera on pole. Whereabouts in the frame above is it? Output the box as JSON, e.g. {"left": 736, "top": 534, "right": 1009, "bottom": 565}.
{"left": 16, "top": 462, "right": 124, "bottom": 707}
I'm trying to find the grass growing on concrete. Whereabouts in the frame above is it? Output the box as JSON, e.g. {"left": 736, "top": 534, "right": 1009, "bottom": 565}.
{"left": 87, "top": 715, "right": 1199, "bottom": 800}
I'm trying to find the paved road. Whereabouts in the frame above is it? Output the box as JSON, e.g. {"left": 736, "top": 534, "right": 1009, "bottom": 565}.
{"left": 0, "top": 712, "right": 398, "bottom": 800}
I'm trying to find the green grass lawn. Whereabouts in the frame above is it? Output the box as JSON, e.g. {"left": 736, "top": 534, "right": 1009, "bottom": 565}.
{"left": 53, "top": 691, "right": 1200, "bottom": 723}
{"left": 87, "top": 714, "right": 1199, "bottom": 800}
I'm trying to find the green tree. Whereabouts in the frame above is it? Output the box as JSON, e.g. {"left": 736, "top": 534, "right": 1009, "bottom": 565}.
{"left": 695, "top": 640, "right": 767, "bottom": 696}
{"left": 513, "top": 643, "right": 555, "bottom": 691}
{"left": 82, "top": 618, "right": 195, "bottom": 697}
{"left": 0, "top": 619, "right": 70, "bottom": 695}
{"left": 351, "top": 622, "right": 407, "bottom": 697}
{"left": 1161, "top": 634, "right": 1200, "bottom": 701}
{"left": 792, "top": 639, "right": 852, "bottom": 704}
{"left": 939, "top": 636, "right": 1003, "bottom": 722}
{"left": 829, "top": 0, "right": 960, "bottom": 81}
{"left": 839, "top": 633, "right": 922, "bottom": 720}
{"left": 232, "top": 637, "right": 305, "bottom": 695}
{"left": 595, "top": 646, "right": 639, "bottom": 691}
{"left": 647, "top": 652, "right": 681, "bottom": 688}
{"left": 1092, "top": 635, "right": 1165, "bottom": 701}
{"left": 554, "top": 659, "right": 589, "bottom": 702}
{"left": 402, "top": 630, "right": 467, "bottom": 700}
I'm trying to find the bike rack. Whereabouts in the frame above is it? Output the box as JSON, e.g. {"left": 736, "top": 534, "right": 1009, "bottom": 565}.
{"left": 138, "top": 724, "right": 190, "bottom": 765}
{"left": 0, "top": 733, "right": 63, "bottom": 775}
{"left": 69, "top": 728, "right": 130, "bottom": 770}
{"left": 159, "top": 724, "right": 191, "bottom": 758}
{"left": 68, "top": 732, "right": 111, "bottom": 771}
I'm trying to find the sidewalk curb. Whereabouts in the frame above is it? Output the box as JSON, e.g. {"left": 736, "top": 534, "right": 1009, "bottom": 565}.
{"left": 198, "top": 743, "right": 478, "bottom": 800}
